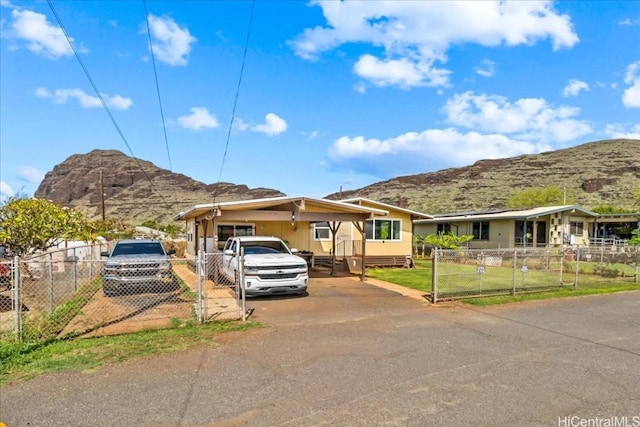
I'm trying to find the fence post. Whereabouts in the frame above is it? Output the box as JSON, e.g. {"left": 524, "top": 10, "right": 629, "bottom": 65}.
{"left": 635, "top": 248, "right": 639, "bottom": 284}
{"left": 89, "top": 244, "right": 94, "bottom": 279}
{"left": 559, "top": 247, "right": 564, "bottom": 285}
{"left": 196, "top": 251, "right": 203, "bottom": 323}
{"left": 512, "top": 249, "right": 517, "bottom": 295}
{"left": 574, "top": 247, "right": 580, "bottom": 290}
{"left": 431, "top": 249, "right": 438, "bottom": 303}
{"left": 72, "top": 247, "right": 78, "bottom": 291}
{"left": 48, "top": 253, "right": 54, "bottom": 313}
{"left": 240, "top": 248, "right": 246, "bottom": 321}
{"left": 13, "top": 256, "right": 22, "bottom": 341}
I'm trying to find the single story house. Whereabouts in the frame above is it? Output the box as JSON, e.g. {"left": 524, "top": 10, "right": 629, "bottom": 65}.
{"left": 173, "top": 196, "right": 431, "bottom": 276}
{"left": 413, "top": 205, "right": 599, "bottom": 249}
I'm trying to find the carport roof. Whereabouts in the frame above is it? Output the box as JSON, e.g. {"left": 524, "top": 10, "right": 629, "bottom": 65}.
{"left": 173, "top": 196, "right": 389, "bottom": 222}
{"left": 414, "top": 205, "right": 599, "bottom": 224}
{"left": 341, "top": 197, "right": 433, "bottom": 219}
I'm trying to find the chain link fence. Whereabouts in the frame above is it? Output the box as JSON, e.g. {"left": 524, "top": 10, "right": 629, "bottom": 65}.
{"left": 432, "top": 246, "right": 640, "bottom": 302}
{"left": 0, "top": 245, "right": 243, "bottom": 343}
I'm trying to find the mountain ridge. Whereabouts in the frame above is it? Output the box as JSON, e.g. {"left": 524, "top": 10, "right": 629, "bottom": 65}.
{"left": 34, "top": 139, "right": 640, "bottom": 224}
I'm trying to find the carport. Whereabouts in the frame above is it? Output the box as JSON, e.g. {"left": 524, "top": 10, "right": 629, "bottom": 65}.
{"left": 174, "top": 196, "right": 389, "bottom": 281}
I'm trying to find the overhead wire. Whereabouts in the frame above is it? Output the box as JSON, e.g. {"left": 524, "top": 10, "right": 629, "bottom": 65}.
{"left": 211, "top": 0, "right": 256, "bottom": 205}
{"left": 142, "top": 0, "right": 179, "bottom": 206}
{"left": 46, "top": 0, "right": 171, "bottom": 209}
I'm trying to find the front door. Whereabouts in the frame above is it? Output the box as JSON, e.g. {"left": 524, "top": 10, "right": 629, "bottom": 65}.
{"left": 536, "top": 221, "right": 547, "bottom": 246}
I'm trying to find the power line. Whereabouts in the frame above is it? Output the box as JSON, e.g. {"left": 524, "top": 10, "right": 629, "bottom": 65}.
{"left": 212, "top": 0, "right": 256, "bottom": 204}
{"left": 142, "top": 0, "right": 178, "bottom": 206}
{"left": 46, "top": 0, "right": 171, "bottom": 210}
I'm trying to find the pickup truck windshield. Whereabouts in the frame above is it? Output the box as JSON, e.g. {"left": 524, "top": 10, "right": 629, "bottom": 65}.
{"left": 111, "top": 242, "right": 165, "bottom": 256}
{"left": 240, "top": 241, "right": 288, "bottom": 254}
{"left": 243, "top": 246, "right": 282, "bottom": 255}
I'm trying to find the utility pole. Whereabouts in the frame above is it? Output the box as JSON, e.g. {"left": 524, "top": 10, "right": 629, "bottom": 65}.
{"left": 100, "top": 170, "right": 106, "bottom": 221}
{"left": 563, "top": 186, "right": 567, "bottom": 205}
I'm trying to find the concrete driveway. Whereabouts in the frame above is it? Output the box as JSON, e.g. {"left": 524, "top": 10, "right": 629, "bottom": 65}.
{"left": 1, "top": 276, "right": 639, "bottom": 427}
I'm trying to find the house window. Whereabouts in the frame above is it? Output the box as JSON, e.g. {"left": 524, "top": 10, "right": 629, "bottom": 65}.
{"left": 514, "top": 221, "right": 533, "bottom": 244}
{"left": 365, "top": 219, "right": 401, "bottom": 241}
{"left": 187, "top": 222, "right": 194, "bottom": 243}
{"left": 217, "top": 224, "right": 254, "bottom": 243}
{"left": 314, "top": 222, "right": 331, "bottom": 240}
{"left": 472, "top": 221, "right": 490, "bottom": 240}
{"left": 437, "top": 223, "right": 451, "bottom": 234}
{"left": 570, "top": 221, "right": 584, "bottom": 235}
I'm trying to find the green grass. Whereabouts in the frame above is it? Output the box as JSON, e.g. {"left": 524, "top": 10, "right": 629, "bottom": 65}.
{"left": 0, "top": 320, "right": 259, "bottom": 385}
{"left": 459, "top": 282, "right": 640, "bottom": 306}
{"left": 366, "top": 257, "right": 640, "bottom": 305}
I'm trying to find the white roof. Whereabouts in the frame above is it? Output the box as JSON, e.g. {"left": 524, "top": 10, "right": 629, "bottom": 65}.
{"left": 339, "top": 197, "right": 433, "bottom": 219}
{"left": 415, "top": 205, "right": 598, "bottom": 224}
{"left": 174, "top": 195, "right": 388, "bottom": 221}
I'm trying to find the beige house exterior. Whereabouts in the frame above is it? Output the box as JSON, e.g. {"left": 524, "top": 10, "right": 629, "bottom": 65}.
{"left": 335, "top": 198, "right": 432, "bottom": 257}
{"left": 414, "top": 205, "right": 599, "bottom": 249}
{"left": 174, "top": 196, "right": 431, "bottom": 274}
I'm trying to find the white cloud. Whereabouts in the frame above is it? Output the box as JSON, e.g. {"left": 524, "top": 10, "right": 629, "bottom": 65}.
{"left": 147, "top": 14, "right": 196, "bottom": 66}
{"left": 562, "top": 78, "right": 589, "bottom": 97}
{"left": 619, "top": 17, "right": 640, "bottom": 26}
{"left": 442, "top": 91, "right": 591, "bottom": 142}
{"left": 251, "top": 113, "right": 288, "bottom": 136}
{"left": 300, "top": 130, "right": 319, "bottom": 140}
{"left": 10, "top": 8, "right": 74, "bottom": 58}
{"left": 17, "top": 166, "right": 45, "bottom": 184}
{"left": 177, "top": 107, "right": 219, "bottom": 131}
{"left": 354, "top": 53, "right": 450, "bottom": 89}
{"left": 353, "top": 81, "right": 367, "bottom": 94}
{"left": 35, "top": 87, "right": 133, "bottom": 110}
{"left": 0, "top": 181, "right": 14, "bottom": 198}
{"left": 604, "top": 123, "right": 640, "bottom": 140}
{"left": 232, "top": 117, "right": 250, "bottom": 132}
{"left": 291, "top": 1, "right": 578, "bottom": 89}
{"left": 474, "top": 59, "right": 496, "bottom": 78}
{"left": 327, "top": 128, "right": 551, "bottom": 177}
{"left": 622, "top": 61, "right": 640, "bottom": 108}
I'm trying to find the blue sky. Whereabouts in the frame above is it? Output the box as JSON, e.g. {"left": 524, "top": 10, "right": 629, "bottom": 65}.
{"left": 1, "top": 0, "right": 639, "bottom": 202}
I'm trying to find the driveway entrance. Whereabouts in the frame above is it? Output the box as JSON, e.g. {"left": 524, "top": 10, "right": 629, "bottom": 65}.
{"left": 2, "top": 282, "right": 638, "bottom": 426}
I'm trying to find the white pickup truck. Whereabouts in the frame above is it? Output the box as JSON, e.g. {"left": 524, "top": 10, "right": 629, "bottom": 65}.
{"left": 219, "top": 236, "right": 309, "bottom": 296}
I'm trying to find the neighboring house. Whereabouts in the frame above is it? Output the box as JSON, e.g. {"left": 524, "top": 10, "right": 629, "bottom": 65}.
{"left": 414, "top": 205, "right": 599, "bottom": 249}
{"left": 173, "top": 196, "right": 431, "bottom": 274}
{"left": 591, "top": 212, "right": 640, "bottom": 245}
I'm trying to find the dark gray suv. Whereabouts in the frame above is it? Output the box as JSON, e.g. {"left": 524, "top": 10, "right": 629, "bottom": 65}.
{"left": 101, "top": 239, "right": 176, "bottom": 296}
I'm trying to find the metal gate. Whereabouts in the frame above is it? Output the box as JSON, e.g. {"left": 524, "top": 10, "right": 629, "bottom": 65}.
{"left": 198, "top": 252, "right": 245, "bottom": 322}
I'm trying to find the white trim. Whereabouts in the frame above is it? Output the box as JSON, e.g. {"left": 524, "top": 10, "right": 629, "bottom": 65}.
{"left": 365, "top": 218, "right": 403, "bottom": 242}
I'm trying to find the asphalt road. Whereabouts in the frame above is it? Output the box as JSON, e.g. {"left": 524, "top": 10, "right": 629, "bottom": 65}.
{"left": 1, "top": 277, "right": 639, "bottom": 427}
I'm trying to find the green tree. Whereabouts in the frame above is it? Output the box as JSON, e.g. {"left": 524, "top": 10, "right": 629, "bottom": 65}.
{"left": 507, "top": 186, "right": 573, "bottom": 209}
{"left": 590, "top": 205, "right": 636, "bottom": 214}
{"left": 628, "top": 229, "right": 640, "bottom": 246}
{"left": 413, "top": 234, "right": 426, "bottom": 257}
{"left": 0, "top": 198, "right": 90, "bottom": 256}
{"left": 141, "top": 220, "right": 159, "bottom": 229}
{"left": 160, "top": 223, "right": 183, "bottom": 238}
{"left": 425, "top": 232, "right": 473, "bottom": 249}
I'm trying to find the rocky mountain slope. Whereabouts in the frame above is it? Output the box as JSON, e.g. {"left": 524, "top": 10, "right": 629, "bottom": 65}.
{"left": 35, "top": 139, "right": 640, "bottom": 225}
{"left": 34, "top": 150, "right": 285, "bottom": 224}
{"left": 326, "top": 138, "right": 640, "bottom": 214}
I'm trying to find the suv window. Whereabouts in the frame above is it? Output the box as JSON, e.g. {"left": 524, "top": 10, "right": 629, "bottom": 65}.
{"left": 111, "top": 242, "right": 166, "bottom": 256}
